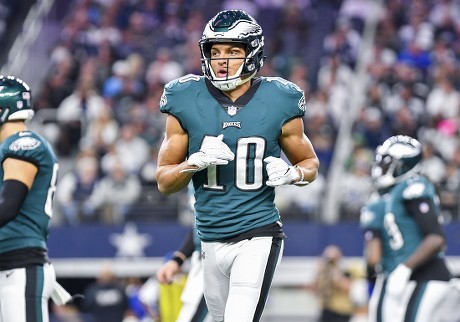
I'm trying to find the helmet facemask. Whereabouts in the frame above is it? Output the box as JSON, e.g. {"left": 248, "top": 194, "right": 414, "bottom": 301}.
{"left": 199, "top": 10, "right": 265, "bottom": 91}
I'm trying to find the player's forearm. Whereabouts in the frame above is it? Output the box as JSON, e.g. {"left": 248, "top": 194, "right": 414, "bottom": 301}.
{"left": 156, "top": 163, "right": 194, "bottom": 195}
{"left": 365, "top": 238, "right": 382, "bottom": 267}
{"left": 0, "top": 180, "right": 28, "bottom": 227}
{"left": 295, "top": 158, "right": 319, "bottom": 184}
{"left": 404, "top": 234, "right": 445, "bottom": 270}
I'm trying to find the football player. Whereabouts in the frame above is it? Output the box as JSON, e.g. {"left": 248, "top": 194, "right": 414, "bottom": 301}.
{"left": 362, "top": 135, "right": 454, "bottom": 322}
{"left": 155, "top": 9, "right": 319, "bottom": 322}
{"left": 0, "top": 75, "right": 62, "bottom": 322}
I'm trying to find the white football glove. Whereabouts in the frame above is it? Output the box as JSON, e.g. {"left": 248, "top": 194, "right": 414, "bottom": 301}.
{"left": 51, "top": 281, "right": 83, "bottom": 305}
{"left": 51, "top": 281, "right": 73, "bottom": 305}
{"left": 386, "top": 264, "right": 412, "bottom": 298}
{"left": 182, "top": 134, "right": 234, "bottom": 173}
{"left": 264, "top": 156, "right": 301, "bottom": 187}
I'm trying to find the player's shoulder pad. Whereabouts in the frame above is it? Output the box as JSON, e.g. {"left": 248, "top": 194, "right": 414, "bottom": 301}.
{"left": 7, "top": 131, "right": 43, "bottom": 151}
{"left": 360, "top": 206, "right": 376, "bottom": 228}
{"left": 163, "top": 74, "right": 202, "bottom": 93}
{"left": 4, "top": 131, "right": 46, "bottom": 160}
{"left": 360, "top": 194, "right": 385, "bottom": 228}
{"left": 360, "top": 203, "right": 380, "bottom": 228}
{"left": 160, "top": 74, "right": 203, "bottom": 110}
{"left": 402, "top": 176, "right": 434, "bottom": 200}
{"left": 261, "top": 76, "right": 306, "bottom": 112}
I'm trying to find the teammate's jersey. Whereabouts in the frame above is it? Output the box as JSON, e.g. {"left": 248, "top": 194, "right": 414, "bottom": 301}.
{"left": 384, "top": 176, "right": 436, "bottom": 272}
{"left": 382, "top": 175, "right": 450, "bottom": 279}
{"left": 360, "top": 193, "right": 396, "bottom": 274}
{"left": 160, "top": 75, "right": 305, "bottom": 241}
{"left": 0, "top": 131, "right": 58, "bottom": 254}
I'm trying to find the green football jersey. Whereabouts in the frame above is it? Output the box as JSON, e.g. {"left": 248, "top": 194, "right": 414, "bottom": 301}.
{"left": 0, "top": 131, "right": 58, "bottom": 254}
{"left": 382, "top": 175, "right": 442, "bottom": 274}
{"left": 160, "top": 75, "right": 305, "bottom": 241}
{"left": 360, "top": 193, "right": 396, "bottom": 274}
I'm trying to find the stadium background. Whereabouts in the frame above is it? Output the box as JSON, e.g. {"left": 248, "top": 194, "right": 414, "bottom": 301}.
{"left": 2, "top": 0, "right": 460, "bottom": 321}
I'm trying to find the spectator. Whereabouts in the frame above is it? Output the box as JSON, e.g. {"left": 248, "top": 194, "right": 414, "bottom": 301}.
{"left": 425, "top": 76, "right": 459, "bottom": 125}
{"left": 82, "top": 265, "right": 129, "bottom": 322}
{"left": 307, "top": 245, "right": 355, "bottom": 322}
{"left": 438, "top": 160, "right": 460, "bottom": 222}
{"left": 421, "top": 141, "right": 446, "bottom": 185}
{"left": 339, "top": 147, "right": 373, "bottom": 221}
{"left": 145, "top": 47, "right": 184, "bottom": 88}
{"left": 88, "top": 160, "right": 142, "bottom": 224}
{"left": 80, "top": 104, "right": 119, "bottom": 157}
{"left": 55, "top": 152, "right": 100, "bottom": 225}
{"left": 112, "top": 122, "right": 150, "bottom": 174}
{"left": 56, "top": 78, "right": 106, "bottom": 155}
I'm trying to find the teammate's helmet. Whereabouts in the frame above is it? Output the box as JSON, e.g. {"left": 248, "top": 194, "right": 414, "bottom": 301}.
{"left": 371, "top": 135, "right": 423, "bottom": 189}
{"left": 0, "top": 75, "right": 34, "bottom": 125}
{"left": 199, "top": 10, "right": 265, "bottom": 91}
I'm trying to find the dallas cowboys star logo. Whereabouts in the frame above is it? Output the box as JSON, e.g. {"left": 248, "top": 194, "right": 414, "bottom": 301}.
{"left": 109, "top": 223, "right": 152, "bottom": 257}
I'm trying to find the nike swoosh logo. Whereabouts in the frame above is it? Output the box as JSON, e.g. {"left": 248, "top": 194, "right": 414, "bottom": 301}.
{"left": 5, "top": 271, "right": 13, "bottom": 278}
{"left": 19, "top": 131, "right": 30, "bottom": 137}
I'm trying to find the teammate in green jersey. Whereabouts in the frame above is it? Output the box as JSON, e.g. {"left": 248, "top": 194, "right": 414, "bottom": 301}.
{"left": 155, "top": 9, "right": 319, "bottom": 322}
{"left": 364, "top": 135, "right": 456, "bottom": 322}
{"left": 0, "top": 75, "right": 65, "bottom": 322}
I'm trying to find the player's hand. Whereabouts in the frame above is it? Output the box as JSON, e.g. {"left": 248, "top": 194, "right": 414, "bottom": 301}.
{"left": 386, "top": 264, "right": 412, "bottom": 298}
{"left": 156, "top": 260, "right": 181, "bottom": 284}
{"left": 182, "top": 134, "right": 235, "bottom": 172}
{"left": 264, "top": 156, "right": 301, "bottom": 187}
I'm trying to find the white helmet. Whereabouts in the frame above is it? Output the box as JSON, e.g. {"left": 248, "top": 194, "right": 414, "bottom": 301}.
{"left": 199, "top": 10, "right": 265, "bottom": 91}
{"left": 372, "top": 135, "right": 423, "bottom": 189}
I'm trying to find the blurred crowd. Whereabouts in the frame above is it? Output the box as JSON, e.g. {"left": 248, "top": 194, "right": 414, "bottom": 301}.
{"left": 29, "top": 0, "right": 460, "bottom": 225}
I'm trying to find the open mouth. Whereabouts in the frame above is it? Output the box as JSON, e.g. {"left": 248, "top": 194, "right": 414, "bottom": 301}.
{"left": 217, "top": 68, "right": 228, "bottom": 78}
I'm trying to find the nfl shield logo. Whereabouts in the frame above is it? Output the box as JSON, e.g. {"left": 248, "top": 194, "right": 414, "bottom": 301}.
{"left": 228, "top": 105, "right": 237, "bottom": 116}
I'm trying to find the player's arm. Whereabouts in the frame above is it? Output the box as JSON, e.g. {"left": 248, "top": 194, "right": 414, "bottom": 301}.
{"left": 386, "top": 197, "right": 445, "bottom": 298}
{"left": 403, "top": 197, "right": 446, "bottom": 270}
{"left": 279, "top": 117, "right": 319, "bottom": 184}
{"left": 363, "top": 229, "right": 382, "bottom": 284}
{"left": 156, "top": 229, "right": 195, "bottom": 284}
{"left": 156, "top": 115, "right": 234, "bottom": 194}
{"left": 0, "top": 158, "right": 37, "bottom": 227}
{"left": 156, "top": 115, "right": 195, "bottom": 195}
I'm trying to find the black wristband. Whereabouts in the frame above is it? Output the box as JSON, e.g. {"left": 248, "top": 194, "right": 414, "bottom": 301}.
{"left": 171, "top": 256, "right": 184, "bottom": 266}
{"left": 171, "top": 251, "right": 186, "bottom": 267}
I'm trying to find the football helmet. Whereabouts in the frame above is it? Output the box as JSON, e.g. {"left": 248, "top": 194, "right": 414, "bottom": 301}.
{"left": 0, "top": 75, "right": 34, "bottom": 125}
{"left": 199, "top": 10, "right": 265, "bottom": 91}
{"left": 371, "top": 135, "right": 423, "bottom": 189}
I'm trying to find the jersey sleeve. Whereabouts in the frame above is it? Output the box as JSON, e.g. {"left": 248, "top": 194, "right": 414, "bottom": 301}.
{"left": 263, "top": 77, "right": 306, "bottom": 120}
{"left": 160, "top": 74, "right": 202, "bottom": 114}
{"left": 402, "top": 177, "right": 436, "bottom": 201}
{"left": 402, "top": 177, "right": 444, "bottom": 236}
{"left": 159, "top": 74, "right": 203, "bottom": 132}
{"left": 159, "top": 78, "right": 179, "bottom": 114}
{"left": 3, "top": 135, "right": 46, "bottom": 167}
{"left": 360, "top": 197, "right": 384, "bottom": 230}
{"left": 283, "top": 79, "right": 306, "bottom": 119}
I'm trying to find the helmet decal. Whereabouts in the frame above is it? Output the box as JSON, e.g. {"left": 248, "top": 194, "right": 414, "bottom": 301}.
{"left": 0, "top": 75, "right": 34, "bottom": 125}
{"left": 9, "top": 137, "right": 41, "bottom": 151}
